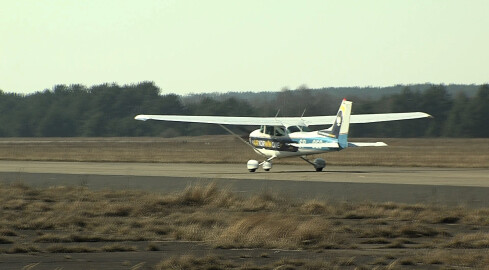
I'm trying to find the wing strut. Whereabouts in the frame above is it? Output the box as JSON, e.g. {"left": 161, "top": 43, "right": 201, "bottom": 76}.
{"left": 218, "top": 124, "right": 267, "bottom": 157}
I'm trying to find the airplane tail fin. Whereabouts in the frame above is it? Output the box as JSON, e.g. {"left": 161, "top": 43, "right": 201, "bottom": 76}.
{"left": 331, "top": 99, "right": 352, "bottom": 148}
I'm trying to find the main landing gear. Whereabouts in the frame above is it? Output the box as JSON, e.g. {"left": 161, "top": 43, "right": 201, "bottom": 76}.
{"left": 247, "top": 158, "right": 274, "bottom": 172}
{"left": 300, "top": 157, "right": 326, "bottom": 172}
{"left": 247, "top": 157, "right": 326, "bottom": 172}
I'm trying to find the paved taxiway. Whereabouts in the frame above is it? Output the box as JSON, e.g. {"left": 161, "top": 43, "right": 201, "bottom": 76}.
{"left": 0, "top": 161, "right": 488, "bottom": 207}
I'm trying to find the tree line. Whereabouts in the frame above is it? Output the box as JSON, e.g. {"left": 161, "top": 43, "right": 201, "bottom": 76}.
{"left": 0, "top": 82, "right": 487, "bottom": 137}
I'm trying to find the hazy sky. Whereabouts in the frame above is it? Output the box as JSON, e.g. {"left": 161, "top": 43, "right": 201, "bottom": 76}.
{"left": 1, "top": 0, "right": 488, "bottom": 95}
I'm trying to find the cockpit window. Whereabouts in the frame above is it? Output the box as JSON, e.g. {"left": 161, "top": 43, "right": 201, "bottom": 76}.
{"left": 287, "top": 126, "right": 301, "bottom": 133}
{"left": 264, "top": 126, "right": 274, "bottom": 135}
{"left": 287, "top": 126, "right": 311, "bottom": 133}
{"left": 262, "top": 125, "right": 287, "bottom": 136}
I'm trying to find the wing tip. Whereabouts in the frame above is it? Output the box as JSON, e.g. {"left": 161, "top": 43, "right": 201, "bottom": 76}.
{"left": 419, "top": 112, "right": 433, "bottom": 119}
{"left": 134, "top": 115, "right": 148, "bottom": 121}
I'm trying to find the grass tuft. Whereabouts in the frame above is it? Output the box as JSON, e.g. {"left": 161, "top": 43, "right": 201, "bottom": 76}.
{"left": 6, "top": 245, "right": 40, "bottom": 254}
{"left": 0, "top": 229, "right": 17, "bottom": 236}
{"left": 101, "top": 244, "right": 137, "bottom": 252}
{"left": 445, "top": 233, "right": 489, "bottom": 248}
{"left": 300, "top": 200, "right": 331, "bottom": 215}
{"left": 146, "top": 243, "right": 160, "bottom": 251}
{"left": 46, "top": 244, "right": 98, "bottom": 253}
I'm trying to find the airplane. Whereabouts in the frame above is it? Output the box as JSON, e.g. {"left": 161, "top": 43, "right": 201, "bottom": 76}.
{"left": 135, "top": 99, "right": 431, "bottom": 172}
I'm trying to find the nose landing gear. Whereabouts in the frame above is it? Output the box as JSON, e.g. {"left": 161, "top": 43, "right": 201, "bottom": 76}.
{"left": 247, "top": 160, "right": 259, "bottom": 172}
{"left": 262, "top": 161, "right": 272, "bottom": 171}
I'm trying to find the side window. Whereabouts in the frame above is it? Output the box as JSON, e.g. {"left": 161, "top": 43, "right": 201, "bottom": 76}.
{"left": 264, "top": 126, "right": 274, "bottom": 135}
{"left": 274, "top": 126, "right": 286, "bottom": 136}
{"left": 260, "top": 125, "right": 264, "bottom": 133}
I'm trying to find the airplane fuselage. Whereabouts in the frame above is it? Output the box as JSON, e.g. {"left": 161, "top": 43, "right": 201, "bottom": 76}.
{"left": 248, "top": 126, "right": 342, "bottom": 159}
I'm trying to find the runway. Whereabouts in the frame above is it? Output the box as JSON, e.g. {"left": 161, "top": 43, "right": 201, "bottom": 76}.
{"left": 1, "top": 161, "right": 488, "bottom": 207}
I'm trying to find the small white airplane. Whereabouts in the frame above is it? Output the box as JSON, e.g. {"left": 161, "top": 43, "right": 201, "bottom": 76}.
{"left": 135, "top": 99, "right": 431, "bottom": 172}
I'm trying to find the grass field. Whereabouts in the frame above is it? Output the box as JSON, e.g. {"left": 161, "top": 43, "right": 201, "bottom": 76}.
{"left": 1, "top": 183, "right": 489, "bottom": 269}
{"left": 0, "top": 137, "right": 488, "bottom": 167}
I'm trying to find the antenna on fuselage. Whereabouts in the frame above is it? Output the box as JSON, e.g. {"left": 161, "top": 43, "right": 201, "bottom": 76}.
{"left": 301, "top": 108, "right": 307, "bottom": 118}
{"left": 274, "top": 109, "right": 280, "bottom": 118}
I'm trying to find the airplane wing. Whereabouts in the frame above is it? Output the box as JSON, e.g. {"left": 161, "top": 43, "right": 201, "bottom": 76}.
{"left": 135, "top": 112, "right": 431, "bottom": 126}
{"left": 302, "top": 112, "right": 431, "bottom": 125}
{"left": 135, "top": 115, "right": 301, "bottom": 126}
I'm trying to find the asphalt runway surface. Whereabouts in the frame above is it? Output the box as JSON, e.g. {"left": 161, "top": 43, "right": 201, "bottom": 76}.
{"left": 0, "top": 161, "right": 488, "bottom": 207}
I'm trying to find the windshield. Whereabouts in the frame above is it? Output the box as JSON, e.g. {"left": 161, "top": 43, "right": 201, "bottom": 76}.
{"left": 287, "top": 126, "right": 311, "bottom": 133}
{"left": 286, "top": 126, "right": 301, "bottom": 133}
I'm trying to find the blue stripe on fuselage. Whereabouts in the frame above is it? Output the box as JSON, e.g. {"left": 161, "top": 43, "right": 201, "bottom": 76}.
{"left": 290, "top": 136, "right": 340, "bottom": 151}
{"left": 290, "top": 137, "right": 337, "bottom": 143}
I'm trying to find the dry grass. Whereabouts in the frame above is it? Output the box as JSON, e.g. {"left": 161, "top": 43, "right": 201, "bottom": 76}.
{"left": 215, "top": 215, "right": 339, "bottom": 249}
{"left": 45, "top": 244, "right": 98, "bottom": 253}
{"left": 419, "top": 250, "right": 489, "bottom": 268}
{"left": 154, "top": 251, "right": 489, "bottom": 269}
{"left": 358, "top": 222, "right": 444, "bottom": 239}
{"left": 2, "top": 183, "right": 489, "bottom": 267}
{"left": 5, "top": 244, "right": 41, "bottom": 254}
{"left": 155, "top": 255, "right": 234, "bottom": 270}
{"left": 101, "top": 244, "right": 137, "bottom": 252}
{"left": 0, "top": 137, "right": 488, "bottom": 167}
{"left": 154, "top": 255, "right": 353, "bottom": 270}
{"left": 444, "top": 232, "right": 489, "bottom": 248}
{"left": 0, "top": 237, "right": 13, "bottom": 244}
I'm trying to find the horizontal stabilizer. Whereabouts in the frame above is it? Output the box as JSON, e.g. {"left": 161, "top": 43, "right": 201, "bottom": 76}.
{"left": 288, "top": 142, "right": 340, "bottom": 149}
{"left": 348, "top": 142, "right": 388, "bottom": 147}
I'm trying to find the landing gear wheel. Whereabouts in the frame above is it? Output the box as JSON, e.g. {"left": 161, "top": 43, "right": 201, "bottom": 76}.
{"left": 262, "top": 161, "right": 272, "bottom": 172}
{"left": 247, "top": 160, "right": 259, "bottom": 173}
{"left": 300, "top": 156, "right": 325, "bottom": 172}
{"left": 313, "top": 158, "right": 326, "bottom": 172}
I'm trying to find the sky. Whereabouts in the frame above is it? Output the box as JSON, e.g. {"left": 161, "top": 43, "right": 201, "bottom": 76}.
{"left": 1, "top": 0, "right": 488, "bottom": 95}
